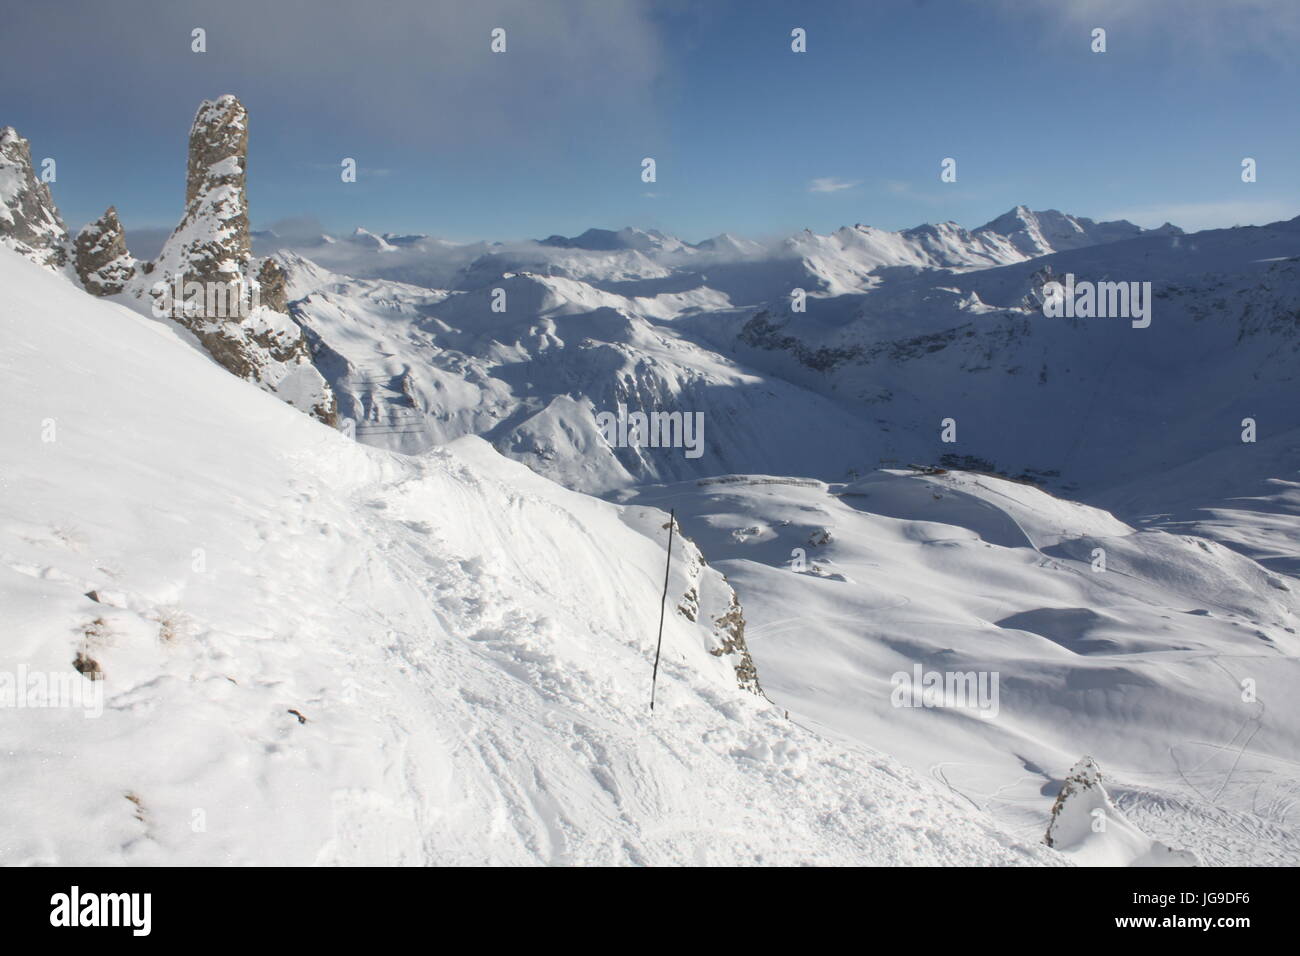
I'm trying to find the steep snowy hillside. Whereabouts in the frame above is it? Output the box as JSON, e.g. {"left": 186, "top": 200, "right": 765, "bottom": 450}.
{"left": 0, "top": 249, "right": 1061, "bottom": 865}
{"left": 622, "top": 467, "right": 1300, "bottom": 865}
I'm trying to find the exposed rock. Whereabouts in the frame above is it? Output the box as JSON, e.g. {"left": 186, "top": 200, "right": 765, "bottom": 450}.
{"left": 73, "top": 206, "right": 135, "bottom": 295}
{"left": 670, "top": 522, "right": 763, "bottom": 698}
{"left": 129, "top": 95, "right": 336, "bottom": 425}
{"left": 0, "top": 126, "right": 69, "bottom": 271}
{"left": 1044, "top": 755, "right": 1104, "bottom": 848}
{"left": 1044, "top": 756, "right": 1199, "bottom": 865}
{"left": 711, "top": 593, "right": 762, "bottom": 697}
{"left": 73, "top": 651, "right": 103, "bottom": 681}
{"left": 155, "top": 95, "right": 251, "bottom": 290}
{"left": 256, "top": 257, "right": 288, "bottom": 313}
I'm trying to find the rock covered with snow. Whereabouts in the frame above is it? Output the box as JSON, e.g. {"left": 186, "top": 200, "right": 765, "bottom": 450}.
{"left": 0, "top": 126, "right": 69, "bottom": 272}
{"left": 152, "top": 95, "right": 251, "bottom": 287}
{"left": 1045, "top": 756, "right": 1199, "bottom": 866}
{"left": 129, "top": 95, "right": 335, "bottom": 424}
{"left": 73, "top": 206, "right": 135, "bottom": 295}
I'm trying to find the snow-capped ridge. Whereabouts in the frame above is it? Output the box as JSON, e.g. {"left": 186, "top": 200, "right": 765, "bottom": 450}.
{"left": 974, "top": 205, "right": 1184, "bottom": 258}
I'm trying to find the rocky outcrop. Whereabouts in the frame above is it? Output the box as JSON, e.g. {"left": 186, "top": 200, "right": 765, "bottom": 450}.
{"left": 131, "top": 95, "right": 335, "bottom": 425}
{"left": 670, "top": 520, "right": 763, "bottom": 698}
{"left": 151, "top": 95, "right": 250, "bottom": 290}
{"left": 0, "top": 126, "right": 69, "bottom": 272}
{"left": 1044, "top": 755, "right": 1105, "bottom": 848}
{"left": 256, "top": 257, "right": 289, "bottom": 313}
{"left": 73, "top": 206, "right": 135, "bottom": 295}
{"left": 1044, "top": 756, "right": 1198, "bottom": 865}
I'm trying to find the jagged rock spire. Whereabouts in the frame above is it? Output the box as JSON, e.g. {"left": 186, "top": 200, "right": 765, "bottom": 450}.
{"left": 74, "top": 206, "right": 136, "bottom": 295}
{"left": 0, "top": 126, "right": 69, "bottom": 271}
{"left": 125, "top": 94, "right": 336, "bottom": 425}
{"left": 152, "top": 94, "right": 251, "bottom": 291}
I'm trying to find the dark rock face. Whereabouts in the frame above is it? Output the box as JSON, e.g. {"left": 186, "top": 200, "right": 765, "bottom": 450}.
{"left": 74, "top": 206, "right": 136, "bottom": 295}
{"left": 0, "top": 126, "right": 69, "bottom": 271}
{"left": 128, "top": 95, "right": 336, "bottom": 425}
{"left": 256, "top": 257, "right": 289, "bottom": 313}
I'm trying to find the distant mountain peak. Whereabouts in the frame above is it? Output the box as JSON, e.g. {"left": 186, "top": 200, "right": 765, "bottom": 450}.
{"left": 975, "top": 205, "right": 1184, "bottom": 257}
{"left": 538, "top": 226, "right": 683, "bottom": 253}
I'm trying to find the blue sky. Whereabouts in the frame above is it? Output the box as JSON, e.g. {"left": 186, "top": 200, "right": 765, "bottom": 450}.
{"left": 4, "top": 0, "right": 1299, "bottom": 244}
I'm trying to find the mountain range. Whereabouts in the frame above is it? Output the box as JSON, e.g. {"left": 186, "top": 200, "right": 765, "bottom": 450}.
{"left": 3, "top": 94, "right": 1297, "bottom": 866}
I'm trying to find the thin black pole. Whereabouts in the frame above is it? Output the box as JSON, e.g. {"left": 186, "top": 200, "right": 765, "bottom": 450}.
{"left": 650, "top": 508, "right": 675, "bottom": 712}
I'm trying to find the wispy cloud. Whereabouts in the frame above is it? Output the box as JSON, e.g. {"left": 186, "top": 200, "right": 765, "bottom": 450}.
{"left": 1006, "top": 0, "right": 1300, "bottom": 61}
{"left": 808, "top": 177, "right": 859, "bottom": 194}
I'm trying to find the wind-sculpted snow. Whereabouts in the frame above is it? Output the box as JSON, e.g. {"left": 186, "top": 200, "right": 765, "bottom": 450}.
{"left": 623, "top": 468, "right": 1300, "bottom": 865}
{"left": 0, "top": 250, "right": 1061, "bottom": 865}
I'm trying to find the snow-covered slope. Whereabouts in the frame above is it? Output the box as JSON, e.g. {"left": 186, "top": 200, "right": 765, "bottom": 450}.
{"left": 0, "top": 249, "right": 1060, "bottom": 865}
{"left": 621, "top": 467, "right": 1300, "bottom": 865}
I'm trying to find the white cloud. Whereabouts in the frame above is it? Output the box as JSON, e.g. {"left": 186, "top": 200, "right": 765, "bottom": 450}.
{"left": 808, "top": 177, "right": 859, "bottom": 194}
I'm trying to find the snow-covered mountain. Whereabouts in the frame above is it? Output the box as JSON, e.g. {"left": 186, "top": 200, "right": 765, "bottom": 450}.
{"left": 973, "top": 204, "right": 1181, "bottom": 258}
{"left": 4, "top": 93, "right": 1298, "bottom": 866}
{"left": 259, "top": 205, "right": 1170, "bottom": 305}
{"left": 704, "top": 216, "right": 1300, "bottom": 501}
{"left": 0, "top": 249, "right": 1064, "bottom": 866}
